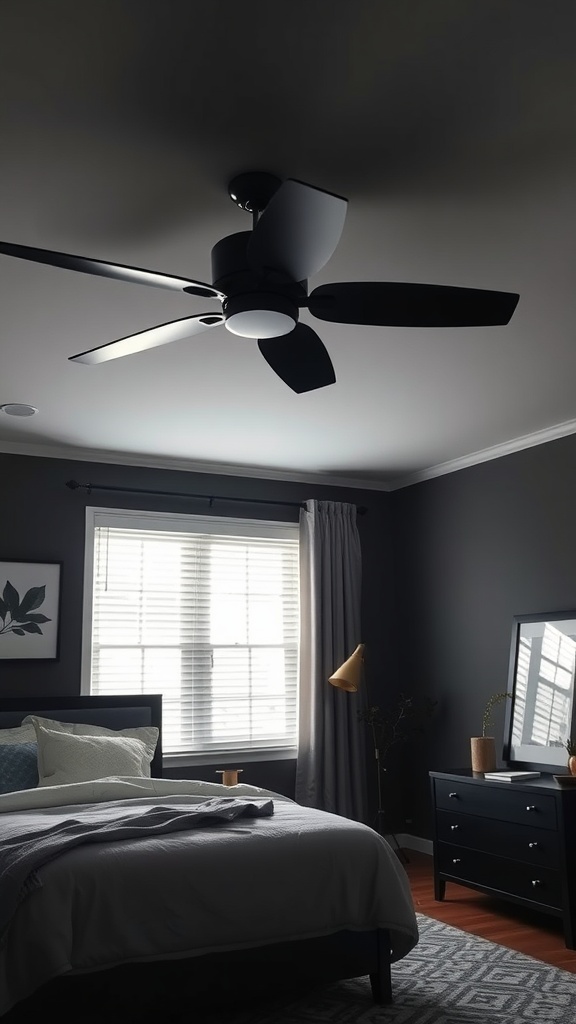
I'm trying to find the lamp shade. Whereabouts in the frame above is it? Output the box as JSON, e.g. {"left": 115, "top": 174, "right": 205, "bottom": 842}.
{"left": 328, "top": 643, "right": 365, "bottom": 692}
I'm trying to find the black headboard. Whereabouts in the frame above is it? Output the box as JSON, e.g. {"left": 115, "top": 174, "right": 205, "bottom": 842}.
{"left": 0, "top": 694, "right": 163, "bottom": 777}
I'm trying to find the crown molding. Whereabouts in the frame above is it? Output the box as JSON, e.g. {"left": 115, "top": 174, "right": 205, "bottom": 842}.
{"left": 0, "top": 439, "right": 391, "bottom": 492}
{"left": 387, "top": 416, "right": 576, "bottom": 490}
{"left": 3, "top": 415, "right": 576, "bottom": 495}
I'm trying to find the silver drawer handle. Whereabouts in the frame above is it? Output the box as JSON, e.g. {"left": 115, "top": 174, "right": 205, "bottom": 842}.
{"left": 525, "top": 805, "right": 536, "bottom": 812}
{"left": 528, "top": 842, "right": 539, "bottom": 849}
{"left": 452, "top": 858, "right": 461, "bottom": 864}
{"left": 531, "top": 879, "right": 542, "bottom": 887}
{"left": 450, "top": 824, "right": 459, "bottom": 831}
{"left": 448, "top": 792, "right": 458, "bottom": 798}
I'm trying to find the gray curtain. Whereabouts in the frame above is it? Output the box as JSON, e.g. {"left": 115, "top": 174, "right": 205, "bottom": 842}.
{"left": 295, "top": 499, "right": 367, "bottom": 822}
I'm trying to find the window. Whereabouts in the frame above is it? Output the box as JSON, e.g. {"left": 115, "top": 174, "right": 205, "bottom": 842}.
{"left": 82, "top": 508, "right": 300, "bottom": 765}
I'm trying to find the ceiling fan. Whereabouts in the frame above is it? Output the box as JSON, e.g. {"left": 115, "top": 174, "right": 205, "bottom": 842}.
{"left": 0, "top": 172, "right": 519, "bottom": 394}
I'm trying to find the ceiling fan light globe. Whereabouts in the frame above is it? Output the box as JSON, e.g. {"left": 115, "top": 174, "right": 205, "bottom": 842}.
{"left": 223, "top": 291, "right": 298, "bottom": 339}
{"left": 225, "top": 309, "right": 296, "bottom": 339}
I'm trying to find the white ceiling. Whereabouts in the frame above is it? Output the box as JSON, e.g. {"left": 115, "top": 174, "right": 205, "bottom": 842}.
{"left": 1, "top": 0, "right": 575, "bottom": 490}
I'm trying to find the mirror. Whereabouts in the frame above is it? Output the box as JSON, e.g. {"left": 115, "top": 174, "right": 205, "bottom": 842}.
{"left": 503, "top": 611, "right": 576, "bottom": 772}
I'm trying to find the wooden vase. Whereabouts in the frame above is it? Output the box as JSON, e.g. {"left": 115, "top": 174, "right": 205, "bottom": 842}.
{"left": 470, "top": 736, "right": 497, "bottom": 773}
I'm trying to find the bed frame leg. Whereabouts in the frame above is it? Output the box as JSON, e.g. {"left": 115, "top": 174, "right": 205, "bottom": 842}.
{"left": 369, "top": 929, "right": 392, "bottom": 1004}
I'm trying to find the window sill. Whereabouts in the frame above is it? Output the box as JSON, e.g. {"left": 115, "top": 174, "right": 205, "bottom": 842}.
{"left": 162, "top": 747, "right": 297, "bottom": 769}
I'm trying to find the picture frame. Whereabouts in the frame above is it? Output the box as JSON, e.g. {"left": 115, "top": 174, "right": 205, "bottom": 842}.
{"left": 0, "top": 560, "right": 62, "bottom": 661}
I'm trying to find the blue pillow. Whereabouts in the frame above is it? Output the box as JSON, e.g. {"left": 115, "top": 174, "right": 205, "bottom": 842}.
{"left": 0, "top": 742, "right": 39, "bottom": 794}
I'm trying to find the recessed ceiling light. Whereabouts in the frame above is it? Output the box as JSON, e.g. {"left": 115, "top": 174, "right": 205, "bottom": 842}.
{"left": 0, "top": 403, "right": 38, "bottom": 417}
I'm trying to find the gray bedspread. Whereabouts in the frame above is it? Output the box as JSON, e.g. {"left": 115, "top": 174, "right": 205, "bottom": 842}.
{"left": 0, "top": 796, "right": 273, "bottom": 942}
{"left": 0, "top": 782, "right": 419, "bottom": 1019}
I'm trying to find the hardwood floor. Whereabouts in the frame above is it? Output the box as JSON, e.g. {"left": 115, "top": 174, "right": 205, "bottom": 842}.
{"left": 402, "top": 849, "right": 576, "bottom": 973}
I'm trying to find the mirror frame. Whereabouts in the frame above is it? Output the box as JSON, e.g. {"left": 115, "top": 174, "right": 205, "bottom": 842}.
{"left": 502, "top": 609, "right": 576, "bottom": 773}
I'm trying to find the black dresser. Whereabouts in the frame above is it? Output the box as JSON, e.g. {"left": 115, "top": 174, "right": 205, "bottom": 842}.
{"left": 429, "top": 769, "right": 576, "bottom": 948}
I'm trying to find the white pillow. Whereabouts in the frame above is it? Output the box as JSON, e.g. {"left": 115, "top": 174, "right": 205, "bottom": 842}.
{"left": 24, "top": 715, "right": 158, "bottom": 764}
{"left": 34, "top": 724, "right": 155, "bottom": 786}
{"left": 0, "top": 723, "right": 37, "bottom": 745}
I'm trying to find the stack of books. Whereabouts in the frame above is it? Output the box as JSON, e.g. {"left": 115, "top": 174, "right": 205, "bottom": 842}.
{"left": 483, "top": 770, "right": 540, "bottom": 782}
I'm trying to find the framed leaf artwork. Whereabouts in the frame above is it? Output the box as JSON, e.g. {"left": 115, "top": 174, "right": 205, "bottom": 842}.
{"left": 0, "top": 561, "right": 61, "bottom": 660}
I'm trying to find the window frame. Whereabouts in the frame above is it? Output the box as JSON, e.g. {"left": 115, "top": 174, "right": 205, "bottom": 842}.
{"left": 81, "top": 506, "right": 300, "bottom": 767}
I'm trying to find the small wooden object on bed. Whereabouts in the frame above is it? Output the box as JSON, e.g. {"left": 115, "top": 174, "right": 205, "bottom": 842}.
{"left": 216, "top": 768, "right": 243, "bottom": 785}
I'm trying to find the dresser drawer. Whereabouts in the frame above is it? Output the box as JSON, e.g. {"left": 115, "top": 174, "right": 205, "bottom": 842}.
{"left": 434, "top": 778, "right": 558, "bottom": 830}
{"left": 437, "top": 842, "right": 562, "bottom": 909}
{"left": 436, "top": 809, "right": 559, "bottom": 867}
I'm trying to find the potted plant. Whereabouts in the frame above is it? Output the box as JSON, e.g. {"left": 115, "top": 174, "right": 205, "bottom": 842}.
{"left": 470, "top": 692, "right": 512, "bottom": 773}
{"left": 358, "top": 693, "right": 437, "bottom": 772}
{"left": 358, "top": 693, "right": 437, "bottom": 841}
{"left": 564, "top": 737, "right": 576, "bottom": 777}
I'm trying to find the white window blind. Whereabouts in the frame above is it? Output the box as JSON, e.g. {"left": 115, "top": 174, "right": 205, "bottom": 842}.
{"left": 83, "top": 509, "right": 300, "bottom": 761}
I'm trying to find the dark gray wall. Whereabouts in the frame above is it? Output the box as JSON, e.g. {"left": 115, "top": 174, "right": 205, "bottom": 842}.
{"left": 0, "top": 452, "right": 394, "bottom": 802}
{"left": 391, "top": 433, "right": 576, "bottom": 837}
{"left": 8, "top": 431, "right": 569, "bottom": 834}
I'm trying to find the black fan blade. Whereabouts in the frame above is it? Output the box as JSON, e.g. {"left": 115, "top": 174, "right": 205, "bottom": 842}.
{"left": 69, "top": 314, "right": 224, "bottom": 365}
{"left": 0, "top": 241, "right": 224, "bottom": 300}
{"left": 308, "top": 282, "right": 520, "bottom": 327}
{"left": 257, "top": 323, "right": 336, "bottom": 393}
{"left": 248, "top": 179, "right": 347, "bottom": 282}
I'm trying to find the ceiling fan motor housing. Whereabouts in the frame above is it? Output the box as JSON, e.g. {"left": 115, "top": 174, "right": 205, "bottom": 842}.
{"left": 211, "top": 231, "right": 304, "bottom": 339}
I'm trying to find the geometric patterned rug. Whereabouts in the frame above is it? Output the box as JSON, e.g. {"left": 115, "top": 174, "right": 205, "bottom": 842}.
{"left": 184, "top": 914, "right": 576, "bottom": 1024}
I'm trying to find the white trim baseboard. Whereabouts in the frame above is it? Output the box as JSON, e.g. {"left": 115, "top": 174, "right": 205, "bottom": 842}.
{"left": 385, "top": 832, "right": 433, "bottom": 855}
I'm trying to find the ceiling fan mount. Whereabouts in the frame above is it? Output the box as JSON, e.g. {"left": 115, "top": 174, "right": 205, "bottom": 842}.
{"left": 227, "top": 171, "right": 282, "bottom": 214}
{"left": 0, "top": 173, "right": 520, "bottom": 394}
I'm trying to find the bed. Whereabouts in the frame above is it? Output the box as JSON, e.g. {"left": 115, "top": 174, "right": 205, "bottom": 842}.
{"left": 0, "top": 694, "right": 419, "bottom": 1021}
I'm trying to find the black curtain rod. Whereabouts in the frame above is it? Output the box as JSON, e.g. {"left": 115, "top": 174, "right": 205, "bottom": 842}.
{"left": 66, "top": 480, "right": 367, "bottom": 514}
